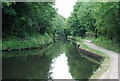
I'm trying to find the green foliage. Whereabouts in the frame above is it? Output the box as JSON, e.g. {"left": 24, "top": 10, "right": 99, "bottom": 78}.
{"left": 2, "top": 2, "right": 67, "bottom": 50}
{"left": 2, "top": 33, "right": 53, "bottom": 50}
{"left": 2, "top": 44, "right": 53, "bottom": 57}
{"left": 2, "top": 2, "right": 57, "bottom": 38}
{"left": 67, "top": 2, "right": 120, "bottom": 45}
{"left": 54, "top": 14, "right": 65, "bottom": 34}
{"left": 47, "top": 14, "right": 65, "bottom": 38}
{"left": 68, "top": 36, "right": 82, "bottom": 41}
{"left": 66, "top": 13, "right": 87, "bottom": 37}
{"left": 92, "top": 36, "right": 120, "bottom": 53}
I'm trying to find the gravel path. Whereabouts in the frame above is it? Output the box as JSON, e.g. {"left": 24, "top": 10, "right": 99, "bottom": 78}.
{"left": 83, "top": 40, "right": 119, "bottom": 80}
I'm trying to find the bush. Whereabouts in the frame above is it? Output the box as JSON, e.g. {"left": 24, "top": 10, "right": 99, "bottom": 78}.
{"left": 92, "top": 36, "right": 120, "bottom": 53}
{"left": 68, "top": 36, "right": 82, "bottom": 41}
{"left": 2, "top": 33, "right": 53, "bottom": 50}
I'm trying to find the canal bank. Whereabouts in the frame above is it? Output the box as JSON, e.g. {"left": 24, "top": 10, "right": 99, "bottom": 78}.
{"left": 67, "top": 36, "right": 112, "bottom": 79}
{"left": 2, "top": 40, "right": 100, "bottom": 80}
{"left": 83, "top": 40, "right": 118, "bottom": 79}
{"left": 79, "top": 40, "right": 110, "bottom": 79}
{"left": 76, "top": 39, "right": 119, "bottom": 80}
{"left": 2, "top": 34, "right": 53, "bottom": 51}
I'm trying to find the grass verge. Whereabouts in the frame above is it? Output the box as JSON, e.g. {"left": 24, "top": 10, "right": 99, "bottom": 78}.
{"left": 68, "top": 36, "right": 110, "bottom": 79}
{"left": 77, "top": 39, "right": 110, "bottom": 79}
{"left": 85, "top": 36, "right": 120, "bottom": 53}
{"left": 2, "top": 33, "right": 53, "bottom": 50}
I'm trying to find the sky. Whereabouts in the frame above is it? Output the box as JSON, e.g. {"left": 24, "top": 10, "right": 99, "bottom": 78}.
{"left": 54, "top": 0, "right": 77, "bottom": 18}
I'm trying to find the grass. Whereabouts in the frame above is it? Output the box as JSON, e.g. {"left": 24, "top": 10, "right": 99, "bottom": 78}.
{"left": 86, "top": 36, "right": 120, "bottom": 53}
{"left": 77, "top": 39, "right": 110, "bottom": 79}
{"left": 2, "top": 33, "right": 53, "bottom": 50}
{"left": 78, "top": 40, "right": 108, "bottom": 57}
{"left": 68, "top": 36, "right": 110, "bottom": 79}
{"left": 2, "top": 44, "right": 53, "bottom": 58}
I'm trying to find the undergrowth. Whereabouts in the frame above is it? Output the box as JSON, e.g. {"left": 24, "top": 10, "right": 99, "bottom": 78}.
{"left": 91, "top": 36, "right": 120, "bottom": 53}
{"left": 2, "top": 33, "right": 53, "bottom": 50}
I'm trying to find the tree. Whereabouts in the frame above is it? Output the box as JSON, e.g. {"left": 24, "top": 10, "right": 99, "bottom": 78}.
{"left": 2, "top": 2, "right": 57, "bottom": 38}
{"left": 67, "top": 2, "right": 120, "bottom": 44}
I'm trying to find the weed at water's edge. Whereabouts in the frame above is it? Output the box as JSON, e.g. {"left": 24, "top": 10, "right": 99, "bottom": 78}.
{"left": 2, "top": 33, "right": 53, "bottom": 50}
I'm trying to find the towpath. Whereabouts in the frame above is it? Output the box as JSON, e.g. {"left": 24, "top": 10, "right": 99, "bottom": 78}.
{"left": 83, "top": 40, "right": 119, "bottom": 80}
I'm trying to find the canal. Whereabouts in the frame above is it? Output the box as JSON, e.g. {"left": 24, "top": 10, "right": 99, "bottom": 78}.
{"left": 2, "top": 40, "right": 100, "bottom": 80}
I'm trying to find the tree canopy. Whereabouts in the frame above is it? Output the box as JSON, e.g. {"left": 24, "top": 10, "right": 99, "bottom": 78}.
{"left": 67, "top": 2, "right": 120, "bottom": 44}
{"left": 2, "top": 2, "right": 62, "bottom": 39}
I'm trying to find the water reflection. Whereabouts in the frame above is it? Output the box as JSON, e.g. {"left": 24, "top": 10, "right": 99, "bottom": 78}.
{"left": 2, "top": 41, "right": 64, "bottom": 79}
{"left": 65, "top": 43, "right": 100, "bottom": 80}
{"left": 3, "top": 56, "right": 52, "bottom": 79}
{"left": 2, "top": 41, "right": 100, "bottom": 80}
{"left": 50, "top": 53, "right": 72, "bottom": 79}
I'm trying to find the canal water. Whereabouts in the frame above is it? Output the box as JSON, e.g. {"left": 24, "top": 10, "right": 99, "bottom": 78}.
{"left": 2, "top": 41, "right": 100, "bottom": 80}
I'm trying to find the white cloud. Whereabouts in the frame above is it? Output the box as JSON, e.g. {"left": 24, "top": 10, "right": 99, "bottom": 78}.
{"left": 55, "top": 0, "right": 77, "bottom": 18}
